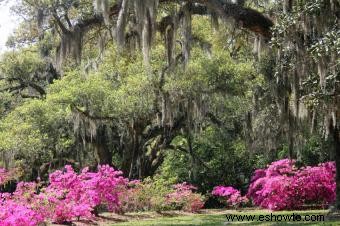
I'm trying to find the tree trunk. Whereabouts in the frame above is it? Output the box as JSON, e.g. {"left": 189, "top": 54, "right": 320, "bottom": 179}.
{"left": 333, "top": 126, "right": 340, "bottom": 209}
{"left": 288, "top": 113, "right": 295, "bottom": 159}
{"left": 94, "top": 142, "right": 113, "bottom": 165}
{"left": 187, "top": 133, "right": 198, "bottom": 183}
{"left": 93, "top": 125, "right": 113, "bottom": 166}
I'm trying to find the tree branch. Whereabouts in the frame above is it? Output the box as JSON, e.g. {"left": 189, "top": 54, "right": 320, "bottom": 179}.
{"left": 27, "top": 82, "right": 46, "bottom": 96}
{"left": 64, "top": 13, "right": 73, "bottom": 29}
{"left": 52, "top": 10, "right": 69, "bottom": 34}
{"left": 72, "top": 0, "right": 273, "bottom": 39}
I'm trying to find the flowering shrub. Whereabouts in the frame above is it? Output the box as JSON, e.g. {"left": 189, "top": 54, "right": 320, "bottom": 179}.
{"left": 46, "top": 165, "right": 128, "bottom": 223}
{"left": 265, "top": 159, "right": 296, "bottom": 177}
{"left": 1, "top": 166, "right": 205, "bottom": 225}
{"left": 46, "top": 164, "right": 127, "bottom": 222}
{"left": 0, "top": 183, "right": 47, "bottom": 226}
{"left": 119, "top": 180, "right": 146, "bottom": 212}
{"left": 211, "top": 186, "right": 248, "bottom": 207}
{"left": 246, "top": 159, "right": 298, "bottom": 210}
{"left": 120, "top": 180, "right": 205, "bottom": 213}
{"left": 247, "top": 159, "right": 335, "bottom": 210}
{"left": 294, "top": 162, "right": 335, "bottom": 206}
{"left": 0, "top": 165, "right": 128, "bottom": 225}
{"left": 214, "top": 159, "right": 335, "bottom": 211}
{"left": 166, "top": 182, "right": 205, "bottom": 212}
{"left": 0, "top": 198, "right": 45, "bottom": 226}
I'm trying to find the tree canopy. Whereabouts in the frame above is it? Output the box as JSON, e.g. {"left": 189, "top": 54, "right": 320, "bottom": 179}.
{"left": 0, "top": 0, "right": 339, "bottom": 209}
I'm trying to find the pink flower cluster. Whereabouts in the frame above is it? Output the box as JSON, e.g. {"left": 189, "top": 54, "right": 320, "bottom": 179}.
{"left": 166, "top": 182, "right": 205, "bottom": 212}
{"left": 247, "top": 159, "right": 335, "bottom": 210}
{"left": 0, "top": 197, "right": 45, "bottom": 226}
{"left": 212, "top": 186, "right": 239, "bottom": 197}
{"left": 0, "top": 165, "right": 128, "bottom": 225}
{"left": 213, "top": 159, "right": 336, "bottom": 211}
{"left": 211, "top": 186, "right": 248, "bottom": 207}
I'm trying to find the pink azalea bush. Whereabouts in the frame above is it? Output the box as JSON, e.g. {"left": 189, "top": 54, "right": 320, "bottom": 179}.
{"left": 1, "top": 165, "right": 205, "bottom": 225}
{"left": 0, "top": 197, "right": 45, "bottom": 226}
{"left": 294, "top": 162, "right": 335, "bottom": 205}
{"left": 211, "top": 186, "right": 248, "bottom": 207}
{"left": 247, "top": 159, "right": 335, "bottom": 210}
{"left": 0, "top": 183, "right": 48, "bottom": 226}
{"left": 213, "top": 159, "right": 336, "bottom": 211}
{"left": 0, "top": 165, "right": 128, "bottom": 225}
{"left": 119, "top": 180, "right": 146, "bottom": 213}
{"left": 247, "top": 159, "right": 298, "bottom": 210}
{"left": 166, "top": 182, "right": 205, "bottom": 212}
{"left": 45, "top": 165, "right": 127, "bottom": 223}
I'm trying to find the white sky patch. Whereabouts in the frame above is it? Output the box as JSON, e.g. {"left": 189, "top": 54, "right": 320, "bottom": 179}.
{"left": 0, "top": 0, "right": 19, "bottom": 53}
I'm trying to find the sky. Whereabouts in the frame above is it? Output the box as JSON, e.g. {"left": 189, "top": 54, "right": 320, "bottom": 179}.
{"left": 0, "top": 0, "right": 19, "bottom": 53}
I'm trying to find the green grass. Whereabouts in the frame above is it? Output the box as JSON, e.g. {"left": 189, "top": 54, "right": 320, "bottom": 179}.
{"left": 106, "top": 209, "right": 340, "bottom": 226}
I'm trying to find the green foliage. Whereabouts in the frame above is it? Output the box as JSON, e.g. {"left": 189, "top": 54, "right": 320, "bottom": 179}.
{"left": 0, "top": 0, "right": 335, "bottom": 199}
{"left": 0, "top": 50, "right": 45, "bottom": 79}
{"left": 165, "top": 50, "right": 256, "bottom": 97}
{"left": 121, "top": 177, "right": 176, "bottom": 212}
{"left": 0, "top": 98, "right": 71, "bottom": 178}
{"left": 159, "top": 126, "right": 256, "bottom": 195}
{"left": 299, "top": 136, "right": 332, "bottom": 166}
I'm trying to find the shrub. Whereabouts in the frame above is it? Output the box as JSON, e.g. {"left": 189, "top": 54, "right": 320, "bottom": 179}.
{"left": 0, "top": 165, "right": 128, "bottom": 225}
{"left": 294, "top": 162, "right": 335, "bottom": 206}
{"left": 44, "top": 165, "right": 128, "bottom": 223}
{"left": 247, "top": 159, "right": 335, "bottom": 210}
{"left": 211, "top": 186, "right": 248, "bottom": 208}
{"left": 165, "top": 182, "right": 205, "bottom": 212}
{"left": 214, "top": 159, "right": 335, "bottom": 211}
{"left": 0, "top": 183, "right": 46, "bottom": 226}
{"left": 119, "top": 177, "right": 173, "bottom": 213}
{"left": 120, "top": 180, "right": 205, "bottom": 213}
{"left": 0, "top": 199, "right": 45, "bottom": 226}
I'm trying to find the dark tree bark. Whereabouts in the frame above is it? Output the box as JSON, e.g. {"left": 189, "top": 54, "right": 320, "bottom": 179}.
{"left": 118, "top": 115, "right": 186, "bottom": 179}
{"left": 333, "top": 126, "right": 340, "bottom": 209}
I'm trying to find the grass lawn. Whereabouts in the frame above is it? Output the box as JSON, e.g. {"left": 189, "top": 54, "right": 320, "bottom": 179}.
{"left": 60, "top": 209, "right": 340, "bottom": 226}
{"left": 110, "top": 209, "right": 339, "bottom": 226}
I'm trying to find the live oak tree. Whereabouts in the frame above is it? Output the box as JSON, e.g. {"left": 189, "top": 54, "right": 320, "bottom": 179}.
{"left": 0, "top": 0, "right": 339, "bottom": 210}
{"left": 248, "top": 0, "right": 339, "bottom": 209}
{"left": 10, "top": 0, "right": 273, "bottom": 65}
{"left": 1, "top": 0, "right": 270, "bottom": 176}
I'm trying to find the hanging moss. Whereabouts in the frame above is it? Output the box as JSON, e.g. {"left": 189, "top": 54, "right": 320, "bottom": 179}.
{"left": 141, "top": 0, "right": 159, "bottom": 64}
{"left": 317, "top": 57, "right": 327, "bottom": 92}
{"left": 181, "top": 3, "right": 192, "bottom": 66}
{"left": 115, "top": 0, "right": 159, "bottom": 63}
{"left": 159, "top": 14, "right": 178, "bottom": 66}
{"left": 72, "top": 107, "right": 99, "bottom": 144}
{"left": 56, "top": 26, "right": 83, "bottom": 69}
{"left": 253, "top": 36, "right": 263, "bottom": 59}
{"left": 116, "top": 0, "right": 130, "bottom": 49}
{"left": 266, "top": 0, "right": 339, "bottom": 158}
{"left": 94, "top": 0, "right": 110, "bottom": 25}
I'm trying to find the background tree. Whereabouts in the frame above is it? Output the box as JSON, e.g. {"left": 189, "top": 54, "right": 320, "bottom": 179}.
{"left": 0, "top": 0, "right": 338, "bottom": 209}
